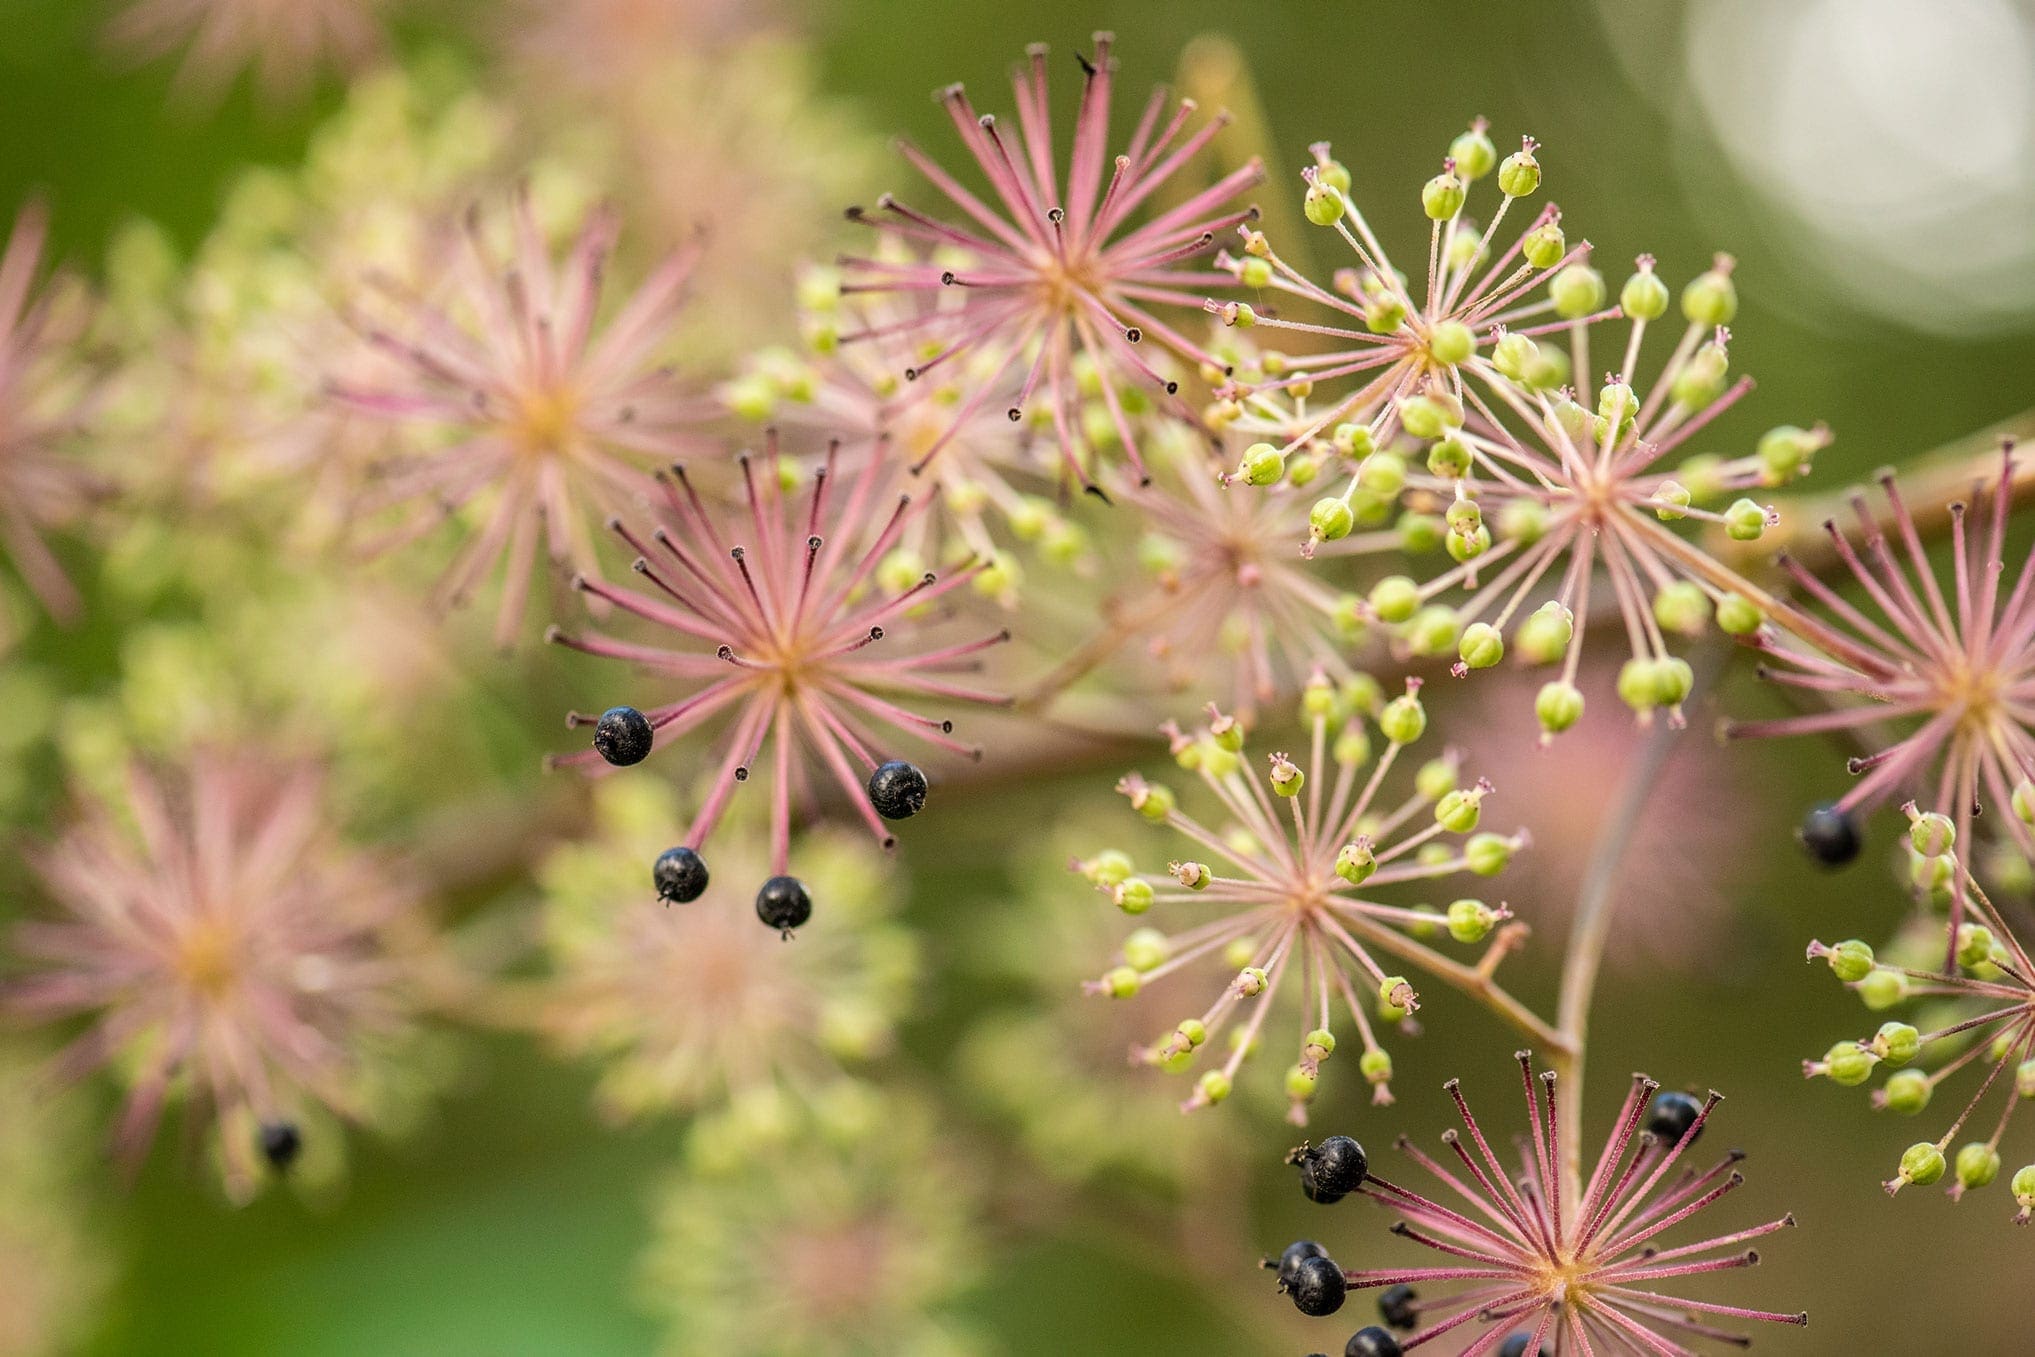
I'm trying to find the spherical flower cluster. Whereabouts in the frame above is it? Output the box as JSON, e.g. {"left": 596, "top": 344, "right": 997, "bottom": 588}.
{"left": 1215, "top": 130, "right": 1818, "bottom": 735}
{"left": 1273, "top": 1053, "right": 1806, "bottom": 1352}
{"left": 535, "top": 779, "right": 917, "bottom": 1122}
{"left": 335, "top": 190, "right": 712, "bottom": 646}
{"left": 1732, "top": 446, "right": 2035, "bottom": 936}
{"left": 3, "top": 752, "right": 441, "bottom": 1201}
{"left": 1081, "top": 674, "right": 1529, "bottom": 1122}
{"left": 549, "top": 436, "right": 1009, "bottom": 926}
{"left": 1803, "top": 830, "right": 2035, "bottom": 1222}
{"left": 841, "top": 33, "right": 1264, "bottom": 486}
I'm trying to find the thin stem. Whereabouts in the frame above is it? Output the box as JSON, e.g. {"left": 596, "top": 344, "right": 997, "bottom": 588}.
{"left": 1549, "top": 639, "right": 1727, "bottom": 1217}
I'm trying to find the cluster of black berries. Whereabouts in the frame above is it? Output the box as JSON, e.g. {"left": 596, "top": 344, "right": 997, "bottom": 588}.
{"left": 590, "top": 705, "right": 929, "bottom": 936}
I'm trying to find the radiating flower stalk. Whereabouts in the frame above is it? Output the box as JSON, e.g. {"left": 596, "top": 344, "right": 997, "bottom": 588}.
{"left": 1212, "top": 129, "right": 1823, "bottom": 735}
{"left": 1804, "top": 816, "right": 2035, "bottom": 1222}
{"left": 108, "top": 0, "right": 388, "bottom": 101}
{"left": 1272, "top": 1053, "right": 1807, "bottom": 1351}
{"left": 1731, "top": 444, "right": 2035, "bottom": 943}
{"left": 335, "top": 189, "right": 713, "bottom": 646}
{"left": 1081, "top": 673, "right": 1537, "bottom": 1123}
{"left": 550, "top": 434, "right": 1009, "bottom": 924}
{"left": 3, "top": 752, "right": 442, "bottom": 1202}
{"left": 840, "top": 32, "right": 1265, "bottom": 487}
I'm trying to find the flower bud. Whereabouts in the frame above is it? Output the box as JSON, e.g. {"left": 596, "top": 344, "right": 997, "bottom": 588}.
{"left": 1550, "top": 264, "right": 1605, "bottom": 319}
{"left": 1672, "top": 340, "right": 1730, "bottom": 408}
{"left": 2018, "top": 1058, "right": 2035, "bottom": 1099}
{"left": 1536, "top": 680, "right": 1584, "bottom": 735}
{"left": 1882, "top": 1069, "right": 1931, "bottom": 1115}
{"left": 1332, "top": 722, "right": 1372, "bottom": 768}
{"left": 1619, "top": 256, "right": 1670, "bottom": 321}
{"left": 1617, "top": 657, "right": 1661, "bottom": 713}
{"left": 1681, "top": 255, "right": 1738, "bottom": 325}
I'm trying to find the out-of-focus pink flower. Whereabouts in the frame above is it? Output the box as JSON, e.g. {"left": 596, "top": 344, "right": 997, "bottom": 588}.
{"left": 842, "top": 34, "right": 1264, "bottom": 486}
{"left": 5, "top": 752, "right": 429, "bottom": 1201}
{"left": 334, "top": 192, "right": 714, "bottom": 646}
{"left": 107, "top": 0, "right": 389, "bottom": 102}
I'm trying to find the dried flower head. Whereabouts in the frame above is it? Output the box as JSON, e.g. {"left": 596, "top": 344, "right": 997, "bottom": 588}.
{"left": 1220, "top": 130, "right": 1814, "bottom": 735}
{"left": 107, "top": 0, "right": 387, "bottom": 101}
{"left": 0, "top": 203, "right": 105, "bottom": 628}
{"left": 1804, "top": 840, "right": 2035, "bottom": 1222}
{"left": 641, "top": 1100, "right": 984, "bottom": 1357}
{"left": 842, "top": 33, "right": 1265, "bottom": 486}
{"left": 1276, "top": 1053, "right": 1806, "bottom": 1351}
{"left": 4, "top": 752, "right": 435, "bottom": 1201}
{"left": 1081, "top": 676, "right": 1529, "bottom": 1122}
{"left": 537, "top": 780, "right": 917, "bottom": 1122}
{"left": 1731, "top": 447, "right": 2035, "bottom": 935}
{"left": 549, "top": 436, "right": 1010, "bottom": 917}
{"left": 335, "top": 190, "right": 711, "bottom": 646}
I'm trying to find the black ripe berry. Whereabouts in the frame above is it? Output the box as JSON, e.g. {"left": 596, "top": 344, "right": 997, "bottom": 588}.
{"left": 1293, "top": 1134, "right": 1368, "bottom": 1201}
{"left": 653, "top": 846, "right": 709, "bottom": 903}
{"left": 259, "top": 1120, "right": 302, "bottom": 1171}
{"left": 1645, "top": 1089, "right": 1704, "bottom": 1146}
{"left": 1345, "top": 1327, "right": 1404, "bottom": 1357}
{"left": 1269, "top": 1239, "right": 1327, "bottom": 1289}
{"left": 593, "top": 706, "right": 654, "bottom": 766}
{"left": 755, "top": 875, "right": 813, "bottom": 935}
{"left": 1499, "top": 1335, "right": 1551, "bottom": 1357}
{"left": 1286, "top": 1253, "right": 1347, "bottom": 1317}
{"left": 1377, "top": 1283, "right": 1419, "bottom": 1331}
{"left": 866, "top": 759, "right": 929, "bottom": 820}
{"left": 1797, "top": 801, "right": 1861, "bottom": 867}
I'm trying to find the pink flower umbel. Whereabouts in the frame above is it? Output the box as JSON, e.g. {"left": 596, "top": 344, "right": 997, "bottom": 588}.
{"left": 549, "top": 435, "right": 1010, "bottom": 927}
{"left": 4, "top": 753, "right": 429, "bottom": 1202}
{"left": 841, "top": 34, "right": 1265, "bottom": 486}
{"left": 1804, "top": 834, "right": 2035, "bottom": 1222}
{"left": 1731, "top": 447, "right": 2035, "bottom": 930}
{"left": 1272, "top": 1053, "right": 1806, "bottom": 1352}
{"left": 107, "top": 0, "right": 387, "bottom": 101}
{"left": 1080, "top": 678, "right": 1528, "bottom": 1122}
{"left": 1220, "top": 130, "right": 1819, "bottom": 736}
{"left": 335, "top": 192, "right": 712, "bottom": 647}
{"left": 0, "top": 203, "right": 104, "bottom": 627}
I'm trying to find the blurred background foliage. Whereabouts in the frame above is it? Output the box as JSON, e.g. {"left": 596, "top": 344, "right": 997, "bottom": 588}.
{"left": 2, "top": 0, "right": 2033, "bottom": 1354}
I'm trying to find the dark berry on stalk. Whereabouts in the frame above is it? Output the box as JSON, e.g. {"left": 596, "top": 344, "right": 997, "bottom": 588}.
{"left": 866, "top": 759, "right": 929, "bottom": 820}
{"left": 653, "top": 846, "right": 709, "bottom": 903}
{"left": 1377, "top": 1284, "right": 1419, "bottom": 1331}
{"left": 259, "top": 1120, "right": 302, "bottom": 1171}
{"left": 1346, "top": 1328, "right": 1404, "bottom": 1357}
{"left": 1499, "top": 1335, "right": 1550, "bottom": 1357}
{"left": 1269, "top": 1239, "right": 1327, "bottom": 1289}
{"left": 1797, "top": 801, "right": 1861, "bottom": 867}
{"left": 1286, "top": 1254, "right": 1347, "bottom": 1317}
{"left": 593, "top": 706, "right": 654, "bottom": 766}
{"left": 1645, "top": 1089, "right": 1704, "bottom": 1146}
{"left": 755, "top": 875, "right": 813, "bottom": 934}
{"left": 1294, "top": 1134, "right": 1368, "bottom": 1199}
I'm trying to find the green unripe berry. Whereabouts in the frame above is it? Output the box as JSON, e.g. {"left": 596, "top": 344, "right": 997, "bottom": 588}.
{"left": 1521, "top": 220, "right": 1566, "bottom": 269}
{"left": 1459, "top": 622, "right": 1504, "bottom": 670}
{"left": 1103, "top": 966, "right": 1142, "bottom": 998}
{"left": 1497, "top": 143, "right": 1540, "bottom": 197}
{"left": 1444, "top": 524, "right": 1491, "bottom": 563}
{"left": 1405, "top": 605, "right": 1460, "bottom": 657}
{"left": 1827, "top": 939, "right": 1876, "bottom": 983}
{"left": 1335, "top": 839, "right": 1377, "bottom": 885}
{"left": 1238, "top": 255, "right": 1274, "bottom": 289}
{"left": 1399, "top": 393, "right": 1454, "bottom": 439}
{"left": 1858, "top": 967, "right": 1906, "bottom": 1010}
{"left": 1379, "top": 690, "right": 1427, "bottom": 745}
{"left": 1196, "top": 1070, "right": 1232, "bottom": 1104}
{"left": 1357, "top": 451, "right": 1406, "bottom": 496}
{"left": 1415, "top": 757, "right": 1457, "bottom": 802}
{"left": 1426, "top": 435, "right": 1472, "bottom": 479}
{"left": 1369, "top": 576, "right": 1421, "bottom": 624}
{"left": 1682, "top": 255, "right": 1738, "bottom": 325}
{"left": 1172, "top": 860, "right": 1212, "bottom": 890}
{"left": 1114, "top": 878, "right": 1155, "bottom": 915}
{"left": 1429, "top": 320, "right": 1475, "bottom": 366}
{"left": 1397, "top": 512, "right": 1444, "bottom": 555}
{"left": 1874, "top": 1021, "right": 1921, "bottom": 1066}
{"left": 1377, "top": 975, "right": 1416, "bottom": 1017}
{"left": 1536, "top": 680, "right": 1584, "bottom": 735}
{"left": 1550, "top": 264, "right": 1605, "bottom": 319}
{"left": 1236, "top": 965, "right": 1270, "bottom": 996}
{"left": 1422, "top": 169, "right": 1466, "bottom": 220}
{"left": 1123, "top": 927, "right": 1169, "bottom": 971}
{"left": 1130, "top": 781, "right": 1176, "bottom": 822}
{"left": 1716, "top": 593, "right": 1762, "bottom": 636}
{"left": 1757, "top": 424, "right": 1823, "bottom": 486}
{"left": 1724, "top": 498, "right": 1770, "bottom": 542}
{"left": 1956, "top": 1142, "right": 2001, "bottom": 1190}
{"left": 1492, "top": 330, "right": 1539, "bottom": 380}
{"left": 1434, "top": 787, "right": 1484, "bottom": 833}
{"left": 1466, "top": 832, "right": 1514, "bottom": 876}
{"left": 1517, "top": 601, "right": 1574, "bottom": 665}
{"left": 1497, "top": 499, "right": 1548, "bottom": 544}
{"left": 1304, "top": 1028, "right": 1337, "bottom": 1059}
{"left": 1823, "top": 1041, "right": 1875, "bottom": 1086}
{"left": 1653, "top": 581, "right": 1712, "bottom": 637}
{"left": 1360, "top": 1047, "right": 1393, "bottom": 1084}
{"left": 1332, "top": 722, "right": 1372, "bottom": 769}
{"left": 1304, "top": 180, "right": 1345, "bottom": 226}
{"left": 1285, "top": 1063, "right": 1319, "bottom": 1102}
{"left": 1656, "top": 657, "right": 1695, "bottom": 706}
{"left": 1449, "top": 122, "right": 1497, "bottom": 180}
{"left": 2018, "top": 1058, "right": 2035, "bottom": 1099}
{"left": 1269, "top": 754, "right": 1305, "bottom": 798}
{"left": 1240, "top": 441, "right": 1286, "bottom": 486}
{"left": 1909, "top": 810, "right": 1956, "bottom": 859}
{"left": 1620, "top": 257, "right": 1670, "bottom": 321}
{"left": 1446, "top": 898, "right": 1498, "bottom": 943}
{"left": 1617, "top": 657, "right": 1661, "bottom": 713}
{"left": 2013, "top": 1164, "right": 2035, "bottom": 1207}
{"left": 1956, "top": 924, "right": 1995, "bottom": 970}
{"left": 1309, "top": 497, "right": 1355, "bottom": 543}
{"left": 1882, "top": 1069, "right": 1931, "bottom": 1115}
